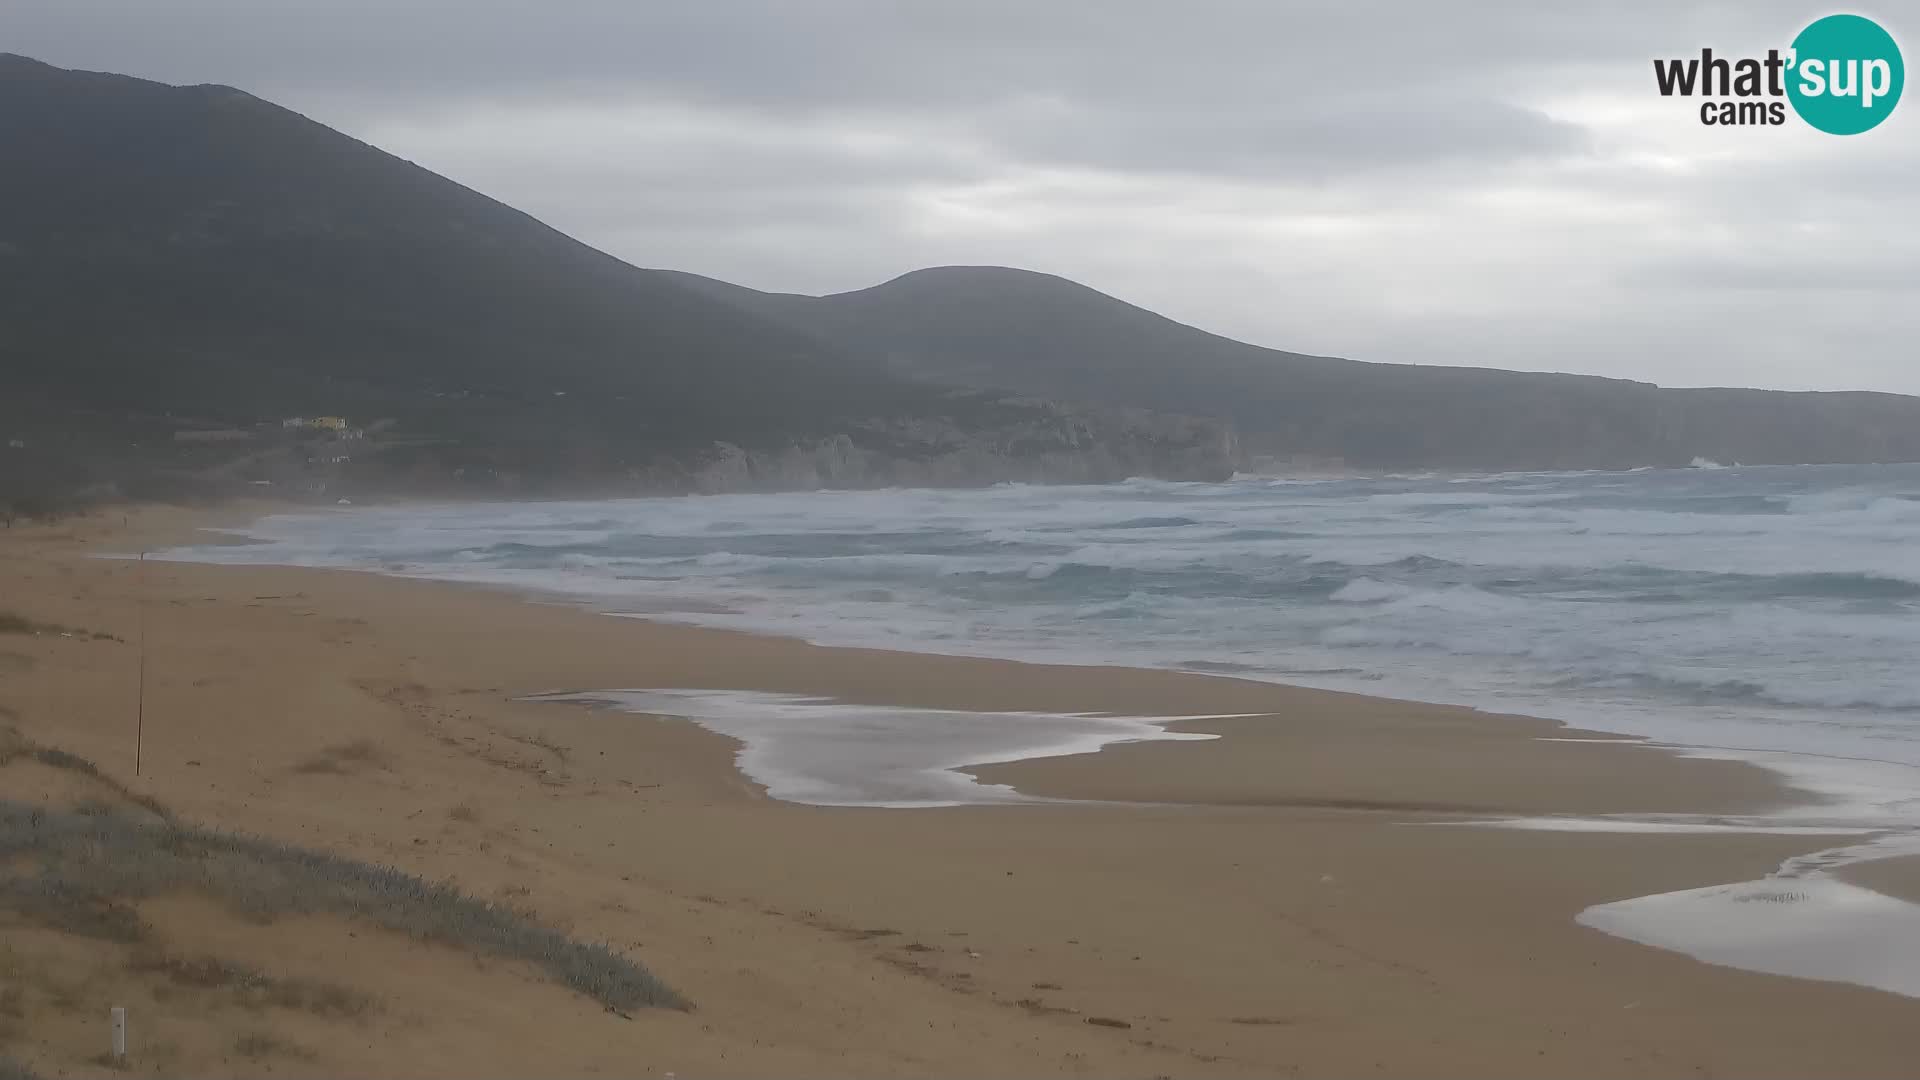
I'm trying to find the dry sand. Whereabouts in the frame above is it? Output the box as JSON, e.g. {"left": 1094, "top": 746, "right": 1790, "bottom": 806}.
{"left": 2, "top": 503, "right": 1918, "bottom": 1077}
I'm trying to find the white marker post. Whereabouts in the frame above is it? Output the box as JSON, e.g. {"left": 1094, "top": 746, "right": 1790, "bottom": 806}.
{"left": 110, "top": 1006, "right": 126, "bottom": 1062}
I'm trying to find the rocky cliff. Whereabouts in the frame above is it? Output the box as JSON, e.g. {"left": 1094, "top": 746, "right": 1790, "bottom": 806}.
{"left": 645, "top": 406, "right": 1239, "bottom": 493}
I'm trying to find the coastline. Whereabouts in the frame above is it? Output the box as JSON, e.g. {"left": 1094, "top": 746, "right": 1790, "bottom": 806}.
{"left": 4, "top": 504, "right": 1918, "bottom": 1077}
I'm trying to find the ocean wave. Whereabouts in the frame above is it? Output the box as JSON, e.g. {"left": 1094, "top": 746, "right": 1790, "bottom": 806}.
{"left": 1380, "top": 584, "right": 1530, "bottom": 616}
{"left": 1318, "top": 623, "right": 1458, "bottom": 649}
{"left": 1213, "top": 528, "right": 1313, "bottom": 542}
{"left": 1330, "top": 577, "right": 1411, "bottom": 603}
{"left": 1105, "top": 515, "right": 1203, "bottom": 529}
{"left": 556, "top": 552, "right": 620, "bottom": 575}
{"left": 1725, "top": 571, "right": 1920, "bottom": 601}
{"left": 1054, "top": 543, "right": 1218, "bottom": 571}
{"left": 1557, "top": 669, "right": 1920, "bottom": 713}
{"left": 1017, "top": 559, "right": 1147, "bottom": 582}
{"left": 1363, "top": 490, "right": 1555, "bottom": 507}
{"left": 1784, "top": 489, "right": 1920, "bottom": 523}
{"left": 162, "top": 460, "right": 1920, "bottom": 767}
{"left": 1071, "top": 592, "right": 1168, "bottom": 620}
{"left": 693, "top": 550, "right": 776, "bottom": 570}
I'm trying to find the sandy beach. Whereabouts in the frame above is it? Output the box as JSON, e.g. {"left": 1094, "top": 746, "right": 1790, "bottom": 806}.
{"left": 3, "top": 503, "right": 1918, "bottom": 1078}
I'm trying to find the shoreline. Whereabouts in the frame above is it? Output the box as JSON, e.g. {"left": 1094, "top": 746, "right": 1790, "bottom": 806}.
{"left": 6, "top": 504, "right": 1920, "bottom": 1077}
{"left": 104, "top": 502, "right": 1920, "bottom": 880}
{"left": 76, "top": 505, "right": 1920, "bottom": 898}
{"left": 141, "top": 504, "right": 1823, "bottom": 820}
{"left": 94, "top": 507, "right": 1920, "bottom": 921}
{"left": 142, "top": 497, "right": 1918, "bottom": 821}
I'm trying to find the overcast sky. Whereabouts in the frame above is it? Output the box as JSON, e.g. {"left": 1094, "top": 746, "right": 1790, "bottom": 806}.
{"left": 11, "top": 2, "right": 1917, "bottom": 392}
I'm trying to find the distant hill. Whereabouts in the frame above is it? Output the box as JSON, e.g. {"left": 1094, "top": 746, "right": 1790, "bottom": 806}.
{"left": 0, "top": 55, "right": 1234, "bottom": 504}
{"left": 668, "top": 265, "right": 1920, "bottom": 470}
{"left": 3, "top": 53, "right": 1917, "bottom": 512}
{"left": 0, "top": 55, "right": 867, "bottom": 426}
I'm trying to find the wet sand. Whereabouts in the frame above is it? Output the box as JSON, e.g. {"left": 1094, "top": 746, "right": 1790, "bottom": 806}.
{"left": 3, "top": 504, "right": 1918, "bottom": 1077}
{"left": 1842, "top": 856, "right": 1920, "bottom": 904}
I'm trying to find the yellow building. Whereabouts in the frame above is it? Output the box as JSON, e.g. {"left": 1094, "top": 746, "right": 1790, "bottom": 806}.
{"left": 311, "top": 416, "right": 348, "bottom": 431}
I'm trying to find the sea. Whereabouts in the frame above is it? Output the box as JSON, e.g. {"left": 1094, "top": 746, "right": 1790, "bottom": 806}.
{"left": 161, "top": 461, "right": 1920, "bottom": 995}
{"left": 170, "top": 462, "right": 1920, "bottom": 766}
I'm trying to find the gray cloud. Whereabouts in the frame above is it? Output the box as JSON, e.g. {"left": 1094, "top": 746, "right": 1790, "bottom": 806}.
{"left": 7, "top": 0, "right": 1918, "bottom": 393}
{"left": 981, "top": 94, "right": 1591, "bottom": 178}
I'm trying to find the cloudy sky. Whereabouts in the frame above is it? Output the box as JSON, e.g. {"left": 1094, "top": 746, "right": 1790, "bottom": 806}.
{"left": 11, "top": 2, "right": 1916, "bottom": 392}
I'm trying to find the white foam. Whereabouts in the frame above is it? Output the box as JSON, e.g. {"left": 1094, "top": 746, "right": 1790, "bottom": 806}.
{"left": 1329, "top": 577, "right": 1409, "bottom": 603}
{"left": 1468, "top": 742, "right": 1920, "bottom": 1000}
{"left": 1579, "top": 829, "right": 1920, "bottom": 1000}
{"left": 529, "top": 688, "right": 1243, "bottom": 808}
{"left": 1470, "top": 818, "right": 1875, "bottom": 836}
{"left": 1581, "top": 877, "right": 1920, "bottom": 998}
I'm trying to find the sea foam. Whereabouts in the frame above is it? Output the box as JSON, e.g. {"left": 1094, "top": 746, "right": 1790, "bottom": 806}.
{"left": 158, "top": 462, "right": 1920, "bottom": 768}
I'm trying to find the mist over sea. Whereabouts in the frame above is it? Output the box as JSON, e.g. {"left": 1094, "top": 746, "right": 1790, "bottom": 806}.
{"left": 171, "top": 463, "right": 1920, "bottom": 765}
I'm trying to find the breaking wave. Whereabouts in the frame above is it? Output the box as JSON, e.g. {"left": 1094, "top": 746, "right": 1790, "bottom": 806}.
{"left": 163, "top": 461, "right": 1920, "bottom": 765}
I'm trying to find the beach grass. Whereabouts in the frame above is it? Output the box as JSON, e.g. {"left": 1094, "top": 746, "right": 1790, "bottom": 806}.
{"left": 0, "top": 610, "right": 119, "bottom": 641}
{"left": 0, "top": 799, "right": 687, "bottom": 1012}
{"left": 289, "top": 739, "right": 389, "bottom": 775}
{"left": 0, "top": 732, "right": 171, "bottom": 821}
{"left": 0, "top": 612, "right": 53, "bottom": 635}
{"left": 233, "top": 1031, "right": 316, "bottom": 1062}
{"left": 128, "top": 947, "right": 376, "bottom": 1018}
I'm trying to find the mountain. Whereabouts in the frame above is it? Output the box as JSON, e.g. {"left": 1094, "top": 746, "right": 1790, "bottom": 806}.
{"left": 669, "top": 266, "right": 1920, "bottom": 471}
{"left": 0, "top": 54, "right": 1234, "bottom": 507}
{"left": 4, "top": 52, "right": 1916, "bottom": 512}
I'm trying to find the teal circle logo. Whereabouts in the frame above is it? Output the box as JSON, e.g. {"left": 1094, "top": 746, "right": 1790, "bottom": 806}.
{"left": 1787, "top": 14, "right": 1904, "bottom": 134}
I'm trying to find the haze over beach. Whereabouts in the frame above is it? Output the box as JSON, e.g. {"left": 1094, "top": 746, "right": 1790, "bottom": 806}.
{"left": 3, "top": 2, "right": 1919, "bottom": 1078}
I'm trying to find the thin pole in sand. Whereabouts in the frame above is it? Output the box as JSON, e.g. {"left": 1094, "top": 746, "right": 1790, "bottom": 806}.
{"left": 135, "top": 551, "right": 147, "bottom": 777}
{"left": 111, "top": 1006, "right": 127, "bottom": 1062}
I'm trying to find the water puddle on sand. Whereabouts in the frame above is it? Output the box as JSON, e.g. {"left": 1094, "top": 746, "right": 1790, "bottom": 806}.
{"left": 1466, "top": 745, "right": 1920, "bottom": 1000}
{"left": 1578, "top": 834, "right": 1920, "bottom": 999}
{"left": 528, "top": 688, "right": 1252, "bottom": 808}
{"left": 531, "top": 695, "right": 1920, "bottom": 998}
